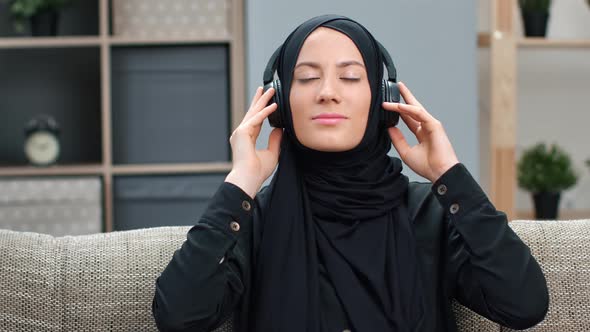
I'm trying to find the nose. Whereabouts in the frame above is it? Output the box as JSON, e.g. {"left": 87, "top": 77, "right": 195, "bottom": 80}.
{"left": 316, "top": 76, "right": 341, "bottom": 104}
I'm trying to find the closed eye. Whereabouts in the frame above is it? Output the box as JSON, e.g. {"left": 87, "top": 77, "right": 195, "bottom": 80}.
{"left": 341, "top": 77, "right": 360, "bottom": 81}
{"left": 296, "top": 78, "right": 319, "bottom": 83}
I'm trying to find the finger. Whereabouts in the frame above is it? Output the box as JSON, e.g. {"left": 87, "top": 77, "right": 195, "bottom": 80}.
{"left": 242, "top": 86, "right": 263, "bottom": 122}
{"left": 243, "top": 87, "right": 273, "bottom": 123}
{"left": 248, "top": 86, "right": 263, "bottom": 110}
{"left": 267, "top": 127, "right": 283, "bottom": 156}
{"left": 253, "top": 87, "right": 275, "bottom": 112}
{"left": 244, "top": 102, "right": 278, "bottom": 128}
{"left": 400, "top": 112, "right": 420, "bottom": 135}
{"left": 385, "top": 102, "right": 434, "bottom": 124}
{"left": 388, "top": 127, "right": 411, "bottom": 159}
{"left": 382, "top": 101, "right": 425, "bottom": 123}
{"left": 383, "top": 102, "right": 422, "bottom": 134}
{"left": 398, "top": 81, "right": 424, "bottom": 108}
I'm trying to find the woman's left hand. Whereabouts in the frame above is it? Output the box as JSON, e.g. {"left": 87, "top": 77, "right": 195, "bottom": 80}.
{"left": 382, "top": 81, "right": 460, "bottom": 183}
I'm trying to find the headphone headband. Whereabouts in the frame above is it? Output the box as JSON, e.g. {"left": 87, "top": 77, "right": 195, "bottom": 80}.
{"left": 263, "top": 45, "right": 282, "bottom": 85}
{"left": 376, "top": 41, "right": 397, "bottom": 82}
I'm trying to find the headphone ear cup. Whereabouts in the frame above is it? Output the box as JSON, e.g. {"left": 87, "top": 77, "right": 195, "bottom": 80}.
{"left": 265, "top": 80, "right": 283, "bottom": 128}
{"left": 381, "top": 80, "right": 400, "bottom": 128}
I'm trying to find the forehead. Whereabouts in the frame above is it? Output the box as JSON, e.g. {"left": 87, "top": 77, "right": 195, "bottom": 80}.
{"left": 296, "top": 27, "right": 364, "bottom": 62}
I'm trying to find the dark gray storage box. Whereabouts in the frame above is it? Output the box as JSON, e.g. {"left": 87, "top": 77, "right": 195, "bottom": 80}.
{"left": 111, "top": 45, "right": 230, "bottom": 164}
{"left": 113, "top": 174, "right": 227, "bottom": 230}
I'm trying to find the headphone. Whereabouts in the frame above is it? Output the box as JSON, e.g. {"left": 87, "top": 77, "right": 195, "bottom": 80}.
{"left": 262, "top": 40, "right": 401, "bottom": 128}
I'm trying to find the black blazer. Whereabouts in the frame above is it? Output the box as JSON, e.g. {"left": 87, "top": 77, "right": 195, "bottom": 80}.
{"left": 151, "top": 163, "right": 549, "bottom": 332}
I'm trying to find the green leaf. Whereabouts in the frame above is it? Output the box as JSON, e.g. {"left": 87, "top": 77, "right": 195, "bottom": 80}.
{"left": 517, "top": 142, "right": 578, "bottom": 193}
{"left": 2, "top": 0, "right": 75, "bottom": 32}
{"left": 519, "top": 0, "right": 552, "bottom": 12}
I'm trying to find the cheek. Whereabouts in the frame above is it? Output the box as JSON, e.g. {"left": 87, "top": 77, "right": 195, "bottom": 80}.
{"left": 289, "top": 87, "right": 311, "bottom": 124}
{"left": 289, "top": 94, "right": 302, "bottom": 124}
{"left": 288, "top": 89, "right": 309, "bottom": 142}
{"left": 353, "top": 85, "right": 372, "bottom": 122}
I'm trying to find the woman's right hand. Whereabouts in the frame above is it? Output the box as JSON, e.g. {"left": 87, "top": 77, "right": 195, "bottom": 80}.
{"left": 224, "top": 86, "right": 283, "bottom": 199}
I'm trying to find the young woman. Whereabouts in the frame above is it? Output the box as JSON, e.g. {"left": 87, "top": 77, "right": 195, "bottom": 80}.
{"left": 152, "top": 15, "right": 549, "bottom": 332}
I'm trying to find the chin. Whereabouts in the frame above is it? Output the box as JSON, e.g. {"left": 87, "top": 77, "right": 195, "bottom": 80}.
{"left": 302, "top": 135, "right": 358, "bottom": 152}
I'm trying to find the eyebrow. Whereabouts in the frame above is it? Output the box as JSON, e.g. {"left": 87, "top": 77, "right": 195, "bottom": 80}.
{"left": 294, "top": 60, "right": 365, "bottom": 69}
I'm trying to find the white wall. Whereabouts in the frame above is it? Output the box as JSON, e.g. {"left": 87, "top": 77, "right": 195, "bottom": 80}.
{"left": 478, "top": 0, "right": 590, "bottom": 211}
{"left": 245, "top": 1, "right": 479, "bottom": 185}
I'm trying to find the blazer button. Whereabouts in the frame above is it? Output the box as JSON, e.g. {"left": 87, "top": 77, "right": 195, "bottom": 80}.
{"left": 242, "top": 200, "right": 251, "bottom": 211}
{"left": 450, "top": 203, "right": 460, "bottom": 214}
{"left": 230, "top": 221, "right": 240, "bottom": 232}
{"left": 437, "top": 184, "right": 447, "bottom": 195}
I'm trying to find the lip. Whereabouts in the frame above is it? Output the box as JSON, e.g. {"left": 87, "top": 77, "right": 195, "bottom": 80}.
{"left": 312, "top": 113, "right": 347, "bottom": 125}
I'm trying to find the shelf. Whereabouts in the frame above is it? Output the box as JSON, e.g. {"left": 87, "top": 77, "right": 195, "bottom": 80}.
{"left": 0, "top": 163, "right": 233, "bottom": 177}
{"left": 0, "top": 0, "right": 245, "bottom": 233}
{"left": 109, "top": 36, "right": 232, "bottom": 46}
{"left": 0, "top": 36, "right": 101, "bottom": 48}
{"left": 515, "top": 209, "right": 590, "bottom": 221}
{"left": 111, "top": 162, "right": 232, "bottom": 175}
{"left": 0, "top": 164, "right": 104, "bottom": 177}
{"left": 0, "top": 35, "right": 232, "bottom": 49}
{"left": 478, "top": 33, "right": 590, "bottom": 49}
{"left": 518, "top": 38, "right": 590, "bottom": 48}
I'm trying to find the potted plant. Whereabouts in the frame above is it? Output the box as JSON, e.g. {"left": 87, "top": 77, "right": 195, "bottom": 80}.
{"left": 517, "top": 143, "right": 578, "bottom": 219}
{"left": 1, "top": 0, "right": 75, "bottom": 36}
{"left": 518, "top": 0, "right": 552, "bottom": 37}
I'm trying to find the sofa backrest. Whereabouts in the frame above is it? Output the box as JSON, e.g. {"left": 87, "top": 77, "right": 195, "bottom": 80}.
{"left": 0, "top": 219, "right": 588, "bottom": 331}
{"left": 500, "top": 219, "right": 590, "bottom": 331}
{"left": 0, "top": 226, "right": 195, "bottom": 332}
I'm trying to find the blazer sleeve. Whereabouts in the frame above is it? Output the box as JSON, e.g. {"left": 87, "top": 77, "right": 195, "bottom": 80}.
{"left": 435, "top": 163, "right": 549, "bottom": 330}
{"left": 152, "top": 181, "right": 257, "bottom": 332}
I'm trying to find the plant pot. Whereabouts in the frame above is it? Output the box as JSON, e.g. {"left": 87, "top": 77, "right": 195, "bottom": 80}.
{"left": 532, "top": 191, "right": 561, "bottom": 220}
{"left": 521, "top": 11, "right": 549, "bottom": 37}
{"left": 30, "top": 10, "right": 59, "bottom": 36}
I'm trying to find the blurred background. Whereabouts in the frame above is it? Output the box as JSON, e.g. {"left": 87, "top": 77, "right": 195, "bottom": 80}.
{"left": 0, "top": 0, "right": 588, "bottom": 236}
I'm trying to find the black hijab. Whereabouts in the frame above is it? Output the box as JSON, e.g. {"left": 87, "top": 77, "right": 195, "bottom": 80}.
{"left": 250, "top": 15, "right": 425, "bottom": 331}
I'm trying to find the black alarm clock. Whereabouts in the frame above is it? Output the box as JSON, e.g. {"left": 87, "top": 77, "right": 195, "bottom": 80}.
{"left": 24, "top": 115, "right": 61, "bottom": 166}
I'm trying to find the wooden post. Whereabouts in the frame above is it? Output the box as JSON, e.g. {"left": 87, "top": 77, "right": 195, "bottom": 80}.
{"left": 230, "top": 0, "right": 246, "bottom": 132}
{"left": 489, "top": 0, "right": 517, "bottom": 220}
{"left": 99, "top": 0, "right": 114, "bottom": 232}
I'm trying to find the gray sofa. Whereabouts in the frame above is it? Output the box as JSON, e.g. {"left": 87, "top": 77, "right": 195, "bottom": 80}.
{"left": 0, "top": 219, "right": 588, "bottom": 331}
